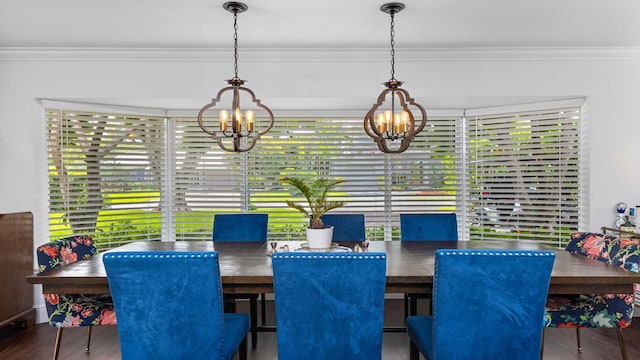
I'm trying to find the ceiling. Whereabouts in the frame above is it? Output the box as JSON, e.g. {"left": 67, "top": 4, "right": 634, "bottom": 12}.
{"left": 2, "top": 0, "right": 640, "bottom": 49}
{"left": 2, "top": 1, "right": 638, "bottom": 110}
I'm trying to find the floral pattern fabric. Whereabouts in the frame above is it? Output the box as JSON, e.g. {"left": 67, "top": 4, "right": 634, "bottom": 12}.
{"left": 36, "top": 236, "right": 117, "bottom": 328}
{"left": 545, "top": 232, "right": 638, "bottom": 329}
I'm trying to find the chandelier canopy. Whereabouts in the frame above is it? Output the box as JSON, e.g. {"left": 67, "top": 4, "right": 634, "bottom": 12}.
{"left": 197, "top": 1, "right": 274, "bottom": 153}
{"left": 364, "top": 2, "right": 427, "bottom": 154}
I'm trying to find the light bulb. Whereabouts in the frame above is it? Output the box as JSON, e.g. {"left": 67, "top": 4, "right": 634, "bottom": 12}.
{"left": 401, "top": 111, "right": 409, "bottom": 133}
{"left": 235, "top": 108, "right": 242, "bottom": 132}
{"left": 246, "top": 110, "right": 254, "bottom": 132}
{"left": 220, "top": 110, "right": 228, "bottom": 131}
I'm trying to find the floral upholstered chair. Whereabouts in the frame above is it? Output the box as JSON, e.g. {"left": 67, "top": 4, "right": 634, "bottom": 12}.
{"left": 545, "top": 232, "right": 639, "bottom": 360}
{"left": 36, "top": 235, "right": 116, "bottom": 360}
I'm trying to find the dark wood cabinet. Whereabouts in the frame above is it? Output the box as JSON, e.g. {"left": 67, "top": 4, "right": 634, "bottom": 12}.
{"left": 0, "top": 212, "right": 35, "bottom": 328}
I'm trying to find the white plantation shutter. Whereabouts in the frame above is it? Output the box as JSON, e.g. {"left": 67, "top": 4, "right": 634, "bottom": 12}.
{"left": 386, "top": 114, "right": 463, "bottom": 239}
{"left": 170, "top": 112, "right": 462, "bottom": 241}
{"left": 464, "top": 100, "right": 583, "bottom": 246}
{"left": 46, "top": 107, "right": 166, "bottom": 249}
{"left": 170, "top": 116, "right": 245, "bottom": 241}
{"left": 46, "top": 100, "right": 585, "bottom": 247}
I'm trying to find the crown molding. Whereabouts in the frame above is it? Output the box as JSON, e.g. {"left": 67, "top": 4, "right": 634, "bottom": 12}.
{"left": 1, "top": 47, "right": 640, "bottom": 62}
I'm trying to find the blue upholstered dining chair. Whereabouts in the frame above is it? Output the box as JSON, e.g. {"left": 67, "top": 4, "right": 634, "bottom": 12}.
{"left": 272, "top": 252, "right": 387, "bottom": 360}
{"left": 36, "top": 235, "right": 117, "bottom": 360}
{"left": 400, "top": 213, "right": 458, "bottom": 318}
{"left": 213, "top": 213, "right": 269, "bottom": 243}
{"left": 407, "top": 249, "right": 556, "bottom": 360}
{"left": 212, "top": 212, "right": 268, "bottom": 348}
{"left": 103, "top": 251, "right": 249, "bottom": 360}
{"left": 400, "top": 213, "right": 458, "bottom": 241}
{"left": 544, "top": 232, "right": 639, "bottom": 360}
{"left": 319, "top": 213, "right": 366, "bottom": 241}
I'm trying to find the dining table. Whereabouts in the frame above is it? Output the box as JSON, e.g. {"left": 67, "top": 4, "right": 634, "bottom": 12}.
{"left": 27, "top": 239, "right": 640, "bottom": 297}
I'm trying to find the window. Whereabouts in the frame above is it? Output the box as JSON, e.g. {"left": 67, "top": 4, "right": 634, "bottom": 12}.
{"left": 46, "top": 100, "right": 583, "bottom": 248}
{"left": 46, "top": 108, "right": 166, "bottom": 248}
{"left": 170, "top": 113, "right": 461, "bottom": 242}
{"left": 464, "top": 101, "right": 583, "bottom": 246}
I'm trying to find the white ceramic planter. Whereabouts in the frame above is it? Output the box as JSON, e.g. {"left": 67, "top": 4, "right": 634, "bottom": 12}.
{"left": 306, "top": 226, "right": 334, "bottom": 249}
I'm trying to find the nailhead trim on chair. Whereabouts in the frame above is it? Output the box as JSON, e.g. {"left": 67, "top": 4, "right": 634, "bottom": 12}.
{"left": 438, "top": 250, "right": 555, "bottom": 257}
{"left": 272, "top": 253, "right": 386, "bottom": 260}
{"left": 104, "top": 252, "right": 216, "bottom": 259}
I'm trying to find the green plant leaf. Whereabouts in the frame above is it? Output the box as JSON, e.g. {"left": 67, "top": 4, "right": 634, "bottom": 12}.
{"left": 278, "top": 175, "right": 347, "bottom": 229}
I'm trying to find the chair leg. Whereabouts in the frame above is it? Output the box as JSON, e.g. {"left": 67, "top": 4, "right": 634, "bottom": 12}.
{"left": 540, "top": 328, "right": 545, "bottom": 360}
{"left": 575, "top": 327, "right": 582, "bottom": 352}
{"left": 409, "top": 339, "right": 420, "bottom": 360}
{"left": 85, "top": 326, "right": 92, "bottom": 353}
{"left": 53, "top": 327, "right": 63, "bottom": 360}
{"left": 224, "top": 297, "right": 237, "bottom": 313}
{"left": 238, "top": 335, "right": 248, "bottom": 360}
{"left": 410, "top": 294, "right": 418, "bottom": 316}
{"left": 404, "top": 294, "right": 428, "bottom": 318}
{"left": 260, "top": 293, "right": 266, "bottom": 325}
{"left": 250, "top": 297, "right": 258, "bottom": 349}
{"left": 616, "top": 328, "right": 628, "bottom": 360}
{"left": 404, "top": 294, "right": 411, "bottom": 320}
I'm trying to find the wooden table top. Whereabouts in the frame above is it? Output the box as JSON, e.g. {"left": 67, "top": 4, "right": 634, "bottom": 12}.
{"left": 27, "top": 240, "right": 640, "bottom": 295}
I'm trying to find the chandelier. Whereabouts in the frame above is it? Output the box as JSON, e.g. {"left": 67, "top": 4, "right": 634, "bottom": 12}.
{"left": 364, "top": 2, "right": 427, "bottom": 154}
{"left": 197, "top": 2, "right": 274, "bottom": 152}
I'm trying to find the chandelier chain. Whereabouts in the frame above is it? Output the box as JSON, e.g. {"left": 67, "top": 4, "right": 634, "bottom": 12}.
{"left": 390, "top": 11, "right": 396, "bottom": 81}
{"left": 233, "top": 10, "right": 239, "bottom": 80}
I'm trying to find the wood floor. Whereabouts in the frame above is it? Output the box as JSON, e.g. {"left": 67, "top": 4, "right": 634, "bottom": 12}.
{"left": 1, "top": 300, "right": 638, "bottom": 360}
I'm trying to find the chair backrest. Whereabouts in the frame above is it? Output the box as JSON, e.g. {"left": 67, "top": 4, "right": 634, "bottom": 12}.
{"left": 431, "top": 249, "right": 555, "bottom": 359}
{"left": 565, "top": 232, "right": 640, "bottom": 272}
{"left": 36, "top": 236, "right": 117, "bottom": 327}
{"left": 400, "top": 213, "right": 458, "bottom": 241}
{"left": 212, "top": 213, "right": 268, "bottom": 242}
{"left": 36, "top": 235, "right": 97, "bottom": 272}
{"left": 319, "top": 213, "right": 366, "bottom": 241}
{"left": 103, "top": 251, "right": 228, "bottom": 359}
{"left": 272, "top": 252, "right": 387, "bottom": 360}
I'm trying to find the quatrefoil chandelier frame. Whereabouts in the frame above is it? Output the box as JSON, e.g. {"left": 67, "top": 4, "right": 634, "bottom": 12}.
{"left": 197, "top": 1, "right": 274, "bottom": 153}
{"left": 364, "top": 2, "right": 427, "bottom": 154}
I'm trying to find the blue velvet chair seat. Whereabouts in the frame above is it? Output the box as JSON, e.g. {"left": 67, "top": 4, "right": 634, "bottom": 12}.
{"left": 222, "top": 314, "right": 251, "bottom": 358}
{"left": 406, "top": 316, "right": 433, "bottom": 357}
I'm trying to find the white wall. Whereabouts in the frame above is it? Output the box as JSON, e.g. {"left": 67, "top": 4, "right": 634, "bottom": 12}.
{"left": 1, "top": 47, "right": 639, "bottom": 320}
{"left": 2, "top": 47, "right": 640, "bottom": 235}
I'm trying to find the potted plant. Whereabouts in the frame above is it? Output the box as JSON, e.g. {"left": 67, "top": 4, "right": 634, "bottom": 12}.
{"left": 279, "top": 176, "right": 346, "bottom": 249}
